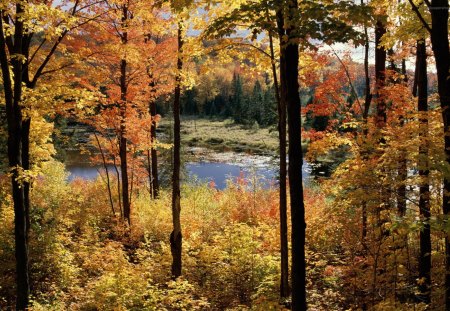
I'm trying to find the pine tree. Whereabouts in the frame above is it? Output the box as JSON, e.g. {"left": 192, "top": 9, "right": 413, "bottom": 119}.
{"left": 231, "top": 73, "right": 244, "bottom": 123}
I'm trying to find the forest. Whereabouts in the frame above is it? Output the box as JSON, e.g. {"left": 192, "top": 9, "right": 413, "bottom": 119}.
{"left": 0, "top": 0, "right": 449, "bottom": 310}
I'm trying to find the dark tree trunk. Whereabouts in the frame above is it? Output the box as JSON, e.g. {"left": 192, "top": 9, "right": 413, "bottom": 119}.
{"left": 362, "top": 21, "right": 372, "bottom": 122}
{"left": 113, "top": 157, "right": 123, "bottom": 218}
{"left": 389, "top": 52, "right": 407, "bottom": 218}
{"left": 147, "top": 150, "right": 153, "bottom": 196}
{"left": 0, "top": 6, "right": 30, "bottom": 309}
{"left": 374, "top": 17, "right": 387, "bottom": 240}
{"left": 170, "top": 23, "right": 183, "bottom": 279}
{"left": 282, "top": 0, "right": 306, "bottom": 309}
{"left": 120, "top": 5, "right": 130, "bottom": 225}
{"left": 272, "top": 5, "right": 289, "bottom": 299}
{"left": 22, "top": 118, "right": 31, "bottom": 240}
{"left": 428, "top": 0, "right": 450, "bottom": 307}
{"left": 22, "top": 35, "right": 31, "bottom": 243}
{"left": 119, "top": 60, "right": 131, "bottom": 224}
{"left": 396, "top": 148, "right": 407, "bottom": 217}
{"left": 375, "top": 19, "right": 387, "bottom": 129}
{"left": 94, "top": 132, "right": 115, "bottom": 215}
{"left": 361, "top": 6, "right": 371, "bottom": 240}
{"left": 416, "top": 39, "right": 431, "bottom": 304}
{"left": 10, "top": 98, "right": 29, "bottom": 311}
{"left": 370, "top": 16, "right": 387, "bottom": 306}
{"left": 150, "top": 101, "right": 159, "bottom": 198}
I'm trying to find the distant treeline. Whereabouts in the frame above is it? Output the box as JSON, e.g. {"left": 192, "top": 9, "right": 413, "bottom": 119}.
{"left": 158, "top": 73, "right": 278, "bottom": 128}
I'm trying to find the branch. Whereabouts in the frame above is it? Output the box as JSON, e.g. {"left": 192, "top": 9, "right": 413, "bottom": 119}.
{"left": 0, "top": 10, "right": 13, "bottom": 109}
{"left": 30, "top": 30, "right": 68, "bottom": 86}
{"left": 2, "top": 15, "right": 13, "bottom": 52}
{"left": 29, "top": 38, "right": 47, "bottom": 64}
{"left": 29, "top": 0, "right": 81, "bottom": 85}
{"left": 209, "top": 40, "right": 273, "bottom": 60}
{"left": 68, "top": 10, "right": 112, "bottom": 31}
{"left": 30, "top": 2, "right": 110, "bottom": 86}
{"left": 39, "top": 62, "right": 76, "bottom": 76}
{"left": 329, "top": 46, "right": 364, "bottom": 117}
{"left": 40, "top": 51, "right": 102, "bottom": 76}
{"left": 407, "top": 0, "right": 432, "bottom": 33}
{"left": 74, "top": 0, "right": 106, "bottom": 14}
{"left": 29, "top": 0, "right": 105, "bottom": 64}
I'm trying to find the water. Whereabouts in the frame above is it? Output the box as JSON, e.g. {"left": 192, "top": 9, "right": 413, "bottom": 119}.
{"left": 66, "top": 163, "right": 117, "bottom": 181}
{"left": 66, "top": 159, "right": 313, "bottom": 190}
{"left": 65, "top": 149, "right": 318, "bottom": 190}
{"left": 185, "top": 161, "right": 312, "bottom": 190}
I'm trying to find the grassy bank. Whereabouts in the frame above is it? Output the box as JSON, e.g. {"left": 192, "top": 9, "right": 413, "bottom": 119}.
{"left": 159, "top": 117, "right": 280, "bottom": 155}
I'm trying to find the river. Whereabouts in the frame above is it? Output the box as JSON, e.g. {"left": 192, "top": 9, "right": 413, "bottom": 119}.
{"left": 65, "top": 148, "right": 324, "bottom": 190}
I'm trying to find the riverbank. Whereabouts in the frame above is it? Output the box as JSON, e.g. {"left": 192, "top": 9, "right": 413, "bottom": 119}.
{"left": 159, "top": 117, "right": 280, "bottom": 155}
{"left": 59, "top": 117, "right": 310, "bottom": 157}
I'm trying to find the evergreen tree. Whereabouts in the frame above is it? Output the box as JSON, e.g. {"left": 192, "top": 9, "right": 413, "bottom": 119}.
{"left": 231, "top": 73, "right": 244, "bottom": 123}
{"left": 182, "top": 88, "right": 199, "bottom": 115}
{"left": 251, "top": 80, "right": 264, "bottom": 125}
{"left": 262, "top": 84, "right": 277, "bottom": 127}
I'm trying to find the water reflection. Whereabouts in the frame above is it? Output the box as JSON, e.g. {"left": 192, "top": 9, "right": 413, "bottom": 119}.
{"left": 66, "top": 158, "right": 315, "bottom": 190}
{"left": 64, "top": 145, "right": 336, "bottom": 189}
{"left": 185, "top": 161, "right": 313, "bottom": 190}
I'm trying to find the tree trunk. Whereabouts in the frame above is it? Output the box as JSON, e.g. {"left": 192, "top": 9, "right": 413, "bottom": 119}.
{"left": 282, "top": 0, "right": 306, "bottom": 308}
{"left": 375, "top": 19, "right": 387, "bottom": 129}
{"left": 429, "top": 0, "right": 450, "bottom": 307}
{"left": 0, "top": 5, "right": 30, "bottom": 309}
{"left": 94, "top": 132, "right": 115, "bottom": 215}
{"left": 396, "top": 147, "right": 407, "bottom": 217}
{"left": 416, "top": 39, "right": 431, "bottom": 304}
{"left": 22, "top": 34, "right": 32, "bottom": 244}
{"left": 270, "top": 5, "right": 289, "bottom": 299}
{"left": 120, "top": 66, "right": 130, "bottom": 224}
{"left": 120, "top": 5, "right": 130, "bottom": 225}
{"left": 22, "top": 118, "right": 31, "bottom": 240}
{"left": 171, "top": 23, "right": 183, "bottom": 279}
{"left": 10, "top": 99, "right": 29, "bottom": 311}
{"left": 150, "top": 101, "right": 159, "bottom": 198}
{"left": 374, "top": 17, "right": 387, "bottom": 236}
{"left": 361, "top": 6, "right": 371, "bottom": 241}
{"left": 390, "top": 54, "right": 407, "bottom": 218}
{"left": 113, "top": 157, "right": 123, "bottom": 218}
{"left": 147, "top": 150, "right": 153, "bottom": 197}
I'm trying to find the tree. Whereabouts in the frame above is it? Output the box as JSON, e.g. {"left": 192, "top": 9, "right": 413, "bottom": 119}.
{"left": 170, "top": 19, "right": 184, "bottom": 278}
{"left": 0, "top": 5, "right": 29, "bottom": 307}
{"left": 167, "top": 0, "right": 201, "bottom": 279}
{"left": 0, "top": 1, "right": 98, "bottom": 308}
{"left": 203, "top": 1, "right": 368, "bottom": 305}
{"left": 250, "top": 80, "right": 263, "bottom": 124}
{"left": 119, "top": 2, "right": 132, "bottom": 224}
{"left": 274, "top": 2, "right": 290, "bottom": 300}
{"left": 79, "top": 0, "right": 172, "bottom": 224}
{"left": 408, "top": 0, "right": 450, "bottom": 306}
{"left": 145, "top": 35, "right": 178, "bottom": 198}
{"left": 279, "top": 1, "right": 306, "bottom": 308}
{"left": 416, "top": 38, "right": 431, "bottom": 304}
{"left": 231, "top": 73, "right": 244, "bottom": 123}
{"left": 150, "top": 90, "right": 160, "bottom": 198}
